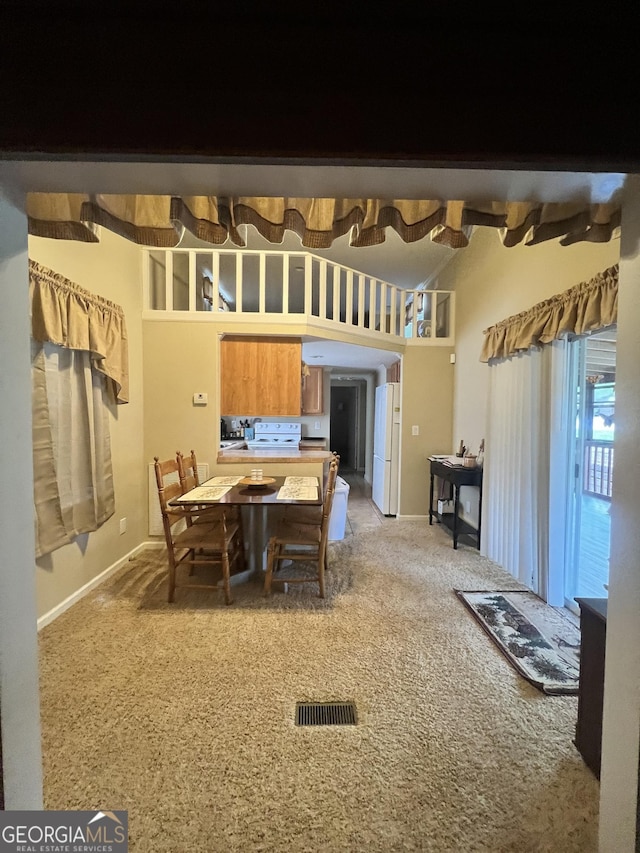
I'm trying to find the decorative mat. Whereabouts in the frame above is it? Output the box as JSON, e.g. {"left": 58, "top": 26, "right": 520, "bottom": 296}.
{"left": 455, "top": 590, "right": 581, "bottom": 695}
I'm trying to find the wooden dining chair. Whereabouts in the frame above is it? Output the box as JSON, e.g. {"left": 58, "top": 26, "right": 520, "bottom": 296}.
{"left": 264, "top": 456, "right": 339, "bottom": 598}
{"left": 176, "top": 449, "right": 246, "bottom": 543}
{"left": 176, "top": 449, "right": 211, "bottom": 525}
{"left": 154, "top": 455, "right": 244, "bottom": 604}
{"left": 278, "top": 452, "right": 340, "bottom": 529}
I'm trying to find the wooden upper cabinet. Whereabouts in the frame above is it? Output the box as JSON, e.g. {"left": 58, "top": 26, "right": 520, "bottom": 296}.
{"left": 220, "top": 336, "right": 302, "bottom": 416}
{"left": 301, "top": 365, "right": 324, "bottom": 414}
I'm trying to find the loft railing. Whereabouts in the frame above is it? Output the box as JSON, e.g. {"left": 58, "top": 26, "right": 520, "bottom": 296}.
{"left": 142, "top": 248, "right": 455, "bottom": 344}
{"left": 583, "top": 440, "right": 614, "bottom": 499}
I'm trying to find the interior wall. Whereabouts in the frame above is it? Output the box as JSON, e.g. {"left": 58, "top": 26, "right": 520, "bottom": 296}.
{"left": 440, "top": 226, "right": 621, "bottom": 454}
{"left": 438, "top": 227, "right": 621, "bottom": 526}
{"left": 398, "top": 346, "right": 455, "bottom": 518}
{"left": 28, "top": 231, "right": 145, "bottom": 620}
{"left": 0, "top": 196, "right": 43, "bottom": 808}
{"left": 143, "top": 321, "right": 220, "bottom": 473}
{"left": 599, "top": 195, "right": 640, "bottom": 851}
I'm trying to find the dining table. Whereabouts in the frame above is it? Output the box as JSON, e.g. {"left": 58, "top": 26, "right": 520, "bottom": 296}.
{"left": 168, "top": 474, "right": 323, "bottom": 578}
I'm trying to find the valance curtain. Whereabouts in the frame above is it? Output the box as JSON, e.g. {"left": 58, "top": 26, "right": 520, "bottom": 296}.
{"left": 30, "top": 262, "right": 128, "bottom": 557}
{"left": 30, "top": 260, "right": 129, "bottom": 402}
{"left": 27, "top": 194, "right": 621, "bottom": 251}
{"left": 481, "top": 265, "right": 618, "bottom": 363}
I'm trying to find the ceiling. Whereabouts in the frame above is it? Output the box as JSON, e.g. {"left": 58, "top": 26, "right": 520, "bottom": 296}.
{"left": 302, "top": 339, "right": 400, "bottom": 373}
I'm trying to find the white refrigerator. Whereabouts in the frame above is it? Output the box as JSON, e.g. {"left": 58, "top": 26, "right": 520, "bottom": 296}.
{"left": 372, "top": 382, "right": 400, "bottom": 515}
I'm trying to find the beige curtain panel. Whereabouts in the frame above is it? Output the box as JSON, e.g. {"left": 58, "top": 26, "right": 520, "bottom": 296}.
{"left": 32, "top": 343, "right": 115, "bottom": 557}
{"left": 27, "top": 194, "right": 621, "bottom": 251}
{"left": 481, "top": 265, "right": 618, "bottom": 363}
{"left": 29, "top": 260, "right": 129, "bottom": 403}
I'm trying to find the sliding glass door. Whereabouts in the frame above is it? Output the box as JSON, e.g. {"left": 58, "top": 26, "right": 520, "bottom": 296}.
{"left": 564, "top": 328, "right": 616, "bottom": 610}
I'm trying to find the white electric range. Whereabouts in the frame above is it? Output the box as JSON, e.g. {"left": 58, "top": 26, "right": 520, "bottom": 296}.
{"left": 245, "top": 422, "right": 302, "bottom": 450}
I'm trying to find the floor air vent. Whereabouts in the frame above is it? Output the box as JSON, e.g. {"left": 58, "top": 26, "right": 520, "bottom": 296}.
{"left": 296, "top": 702, "right": 357, "bottom": 726}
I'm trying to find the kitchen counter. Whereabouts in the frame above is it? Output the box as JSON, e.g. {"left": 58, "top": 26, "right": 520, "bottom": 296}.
{"left": 217, "top": 448, "right": 333, "bottom": 464}
{"left": 299, "top": 439, "right": 328, "bottom": 450}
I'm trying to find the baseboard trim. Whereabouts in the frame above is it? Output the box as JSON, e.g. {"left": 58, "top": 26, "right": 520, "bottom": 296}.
{"left": 37, "top": 541, "right": 162, "bottom": 631}
{"left": 396, "top": 514, "right": 429, "bottom": 521}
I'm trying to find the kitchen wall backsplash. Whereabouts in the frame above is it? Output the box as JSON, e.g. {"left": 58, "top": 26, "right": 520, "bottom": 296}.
{"left": 221, "top": 415, "right": 329, "bottom": 439}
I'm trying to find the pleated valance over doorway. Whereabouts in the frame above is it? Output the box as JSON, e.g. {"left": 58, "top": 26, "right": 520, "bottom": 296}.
{"left": 27, "top": 194, "right": 621, "bottom": 251}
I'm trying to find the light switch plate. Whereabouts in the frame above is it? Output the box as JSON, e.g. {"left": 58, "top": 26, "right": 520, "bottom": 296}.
{"left": 412, "top": 425, "right": 419, "bottom": 435}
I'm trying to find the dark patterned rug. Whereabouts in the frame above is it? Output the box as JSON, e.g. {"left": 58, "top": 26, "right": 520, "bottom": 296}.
{"left": 455, "top": 590, "right": 581, "bottom": 695}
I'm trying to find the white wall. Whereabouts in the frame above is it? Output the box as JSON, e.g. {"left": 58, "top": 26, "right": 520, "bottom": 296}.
{"left": 599, "top": 193, "right": 640, "bottom": 851}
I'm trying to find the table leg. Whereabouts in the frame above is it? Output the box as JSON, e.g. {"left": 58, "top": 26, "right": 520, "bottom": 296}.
{"left": 245, "top": 505, "right": 268, "bottom": 575}
{"left": 452, "top": 484, "right": 459, "bottom": 550}
{"left": 477, "top": 481, "right": 482, "bottom": 550}
{"left": 429, "top": 472, "right": 434, "bottom": 525}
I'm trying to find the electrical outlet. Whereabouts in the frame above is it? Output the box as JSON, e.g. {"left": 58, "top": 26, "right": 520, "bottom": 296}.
{"left": 412, "top": 425, "right": 419, "bottom": 436}
{"left": 119, "top": 517, "right": 127, "bottom": 535}
{"left": 314, "top": 421, "right": 320, "bottom": 430}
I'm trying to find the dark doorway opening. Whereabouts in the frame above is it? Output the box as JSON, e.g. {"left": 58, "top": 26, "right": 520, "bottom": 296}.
{"left": 329, "top": 381, "right": 367, "bottom": 472}
{"left": 330, "top": 387, "right": 357, "bottom": 468}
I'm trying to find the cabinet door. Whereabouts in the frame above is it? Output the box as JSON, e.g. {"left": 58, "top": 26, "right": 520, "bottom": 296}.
{"left": 301, "top": 365, "right": 324, "bottom": 414}
{"left": 220, "top": 336, "right": 302, "bottom": 416}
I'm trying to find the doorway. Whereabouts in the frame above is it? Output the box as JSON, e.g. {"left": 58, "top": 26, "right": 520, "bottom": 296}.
{"left": 329, "top": 381, "right": 366, "bottom": 472}
{"left": 564, "top": 328, "right": 616, "bottom": 607}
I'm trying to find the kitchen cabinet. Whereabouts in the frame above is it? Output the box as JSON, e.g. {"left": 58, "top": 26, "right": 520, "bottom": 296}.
{"left": 301, "top": 365, "right": 324, "bottom": 414}
{"left": 220, "top": 336, "right": 302, "bottom": 416}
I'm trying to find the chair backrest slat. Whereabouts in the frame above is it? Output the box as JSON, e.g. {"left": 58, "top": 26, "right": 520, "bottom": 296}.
{"left": 322, "top": 457, "right": 340, "bottom": 521}
{"left": 154, "top": 456, "right": 184, "bottom": 523}
{"left": 177, "top": 450, "right": 200, "bottom": 494}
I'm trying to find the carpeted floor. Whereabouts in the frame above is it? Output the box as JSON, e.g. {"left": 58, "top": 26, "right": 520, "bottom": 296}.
{"left": 38, "top": 520, "right": 599, "bottom": 852}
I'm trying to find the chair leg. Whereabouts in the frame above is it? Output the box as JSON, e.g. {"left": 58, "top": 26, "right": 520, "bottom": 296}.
{"left": 318, "top": 559, "right": 325, "bottom": 598}
{"left": 222, "top": 551, "right": 233, "bottom": 606}
{"left": 265, "top": 538, "right": 276, "bottom": 595}
{"left": 167, "top": 552, "right": 177, "bottom": 603}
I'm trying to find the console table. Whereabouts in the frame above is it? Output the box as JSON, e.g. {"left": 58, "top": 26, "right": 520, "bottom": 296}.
{"left": 428, "top": 458, "right": 482, "bottom": 549}
{"left": 574, "top": 598, "right": 607, "bottom": 778}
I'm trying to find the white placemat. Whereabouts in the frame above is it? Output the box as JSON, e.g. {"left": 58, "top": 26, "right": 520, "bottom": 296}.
{"left": 277, "top": 485, "right": 319, "bottom": 501}
{"left": 174, "top": 485, "right": 232, "bottom": 502}
{"left": 284, "top": 476, "right": 319, "bottom": 487}
{"left": 206, "top": 476, "right": 244, "bottom": 486}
